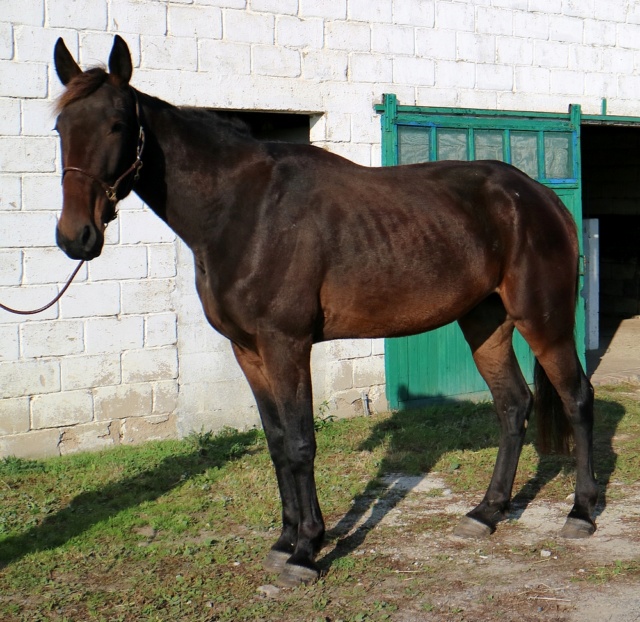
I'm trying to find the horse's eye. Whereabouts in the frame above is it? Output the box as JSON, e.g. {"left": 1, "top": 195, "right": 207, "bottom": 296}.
{"left": 110, "top": 122, "right": 126, "bottom": 134}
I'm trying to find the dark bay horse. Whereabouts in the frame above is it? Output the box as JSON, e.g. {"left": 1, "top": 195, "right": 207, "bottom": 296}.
{"left": 52, "top": 36, "right": 597, "bottom": 587}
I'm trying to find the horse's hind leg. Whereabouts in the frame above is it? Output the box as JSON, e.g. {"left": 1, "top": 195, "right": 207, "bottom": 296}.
{"left": 528, "top": 340, "right": 597, "bottom": 538}
{"left": 455, "top": 296, "right": 533, "bottom": 538}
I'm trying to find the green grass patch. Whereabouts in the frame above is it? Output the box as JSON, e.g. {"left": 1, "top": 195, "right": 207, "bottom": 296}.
{"left": 0, "top": 388, "right": 638, "bottom": 620}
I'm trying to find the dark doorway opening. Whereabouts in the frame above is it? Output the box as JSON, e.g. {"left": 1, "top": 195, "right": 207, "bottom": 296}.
{"left": 218, "top": 111, "right": 311, "bottom": 144}
{"left": 582, "top": 124, "right": 640, "bottom": 365}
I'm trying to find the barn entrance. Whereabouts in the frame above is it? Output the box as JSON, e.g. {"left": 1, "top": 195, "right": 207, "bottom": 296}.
{"left": 581, "top": 123, "right": 640, "bottom": 373}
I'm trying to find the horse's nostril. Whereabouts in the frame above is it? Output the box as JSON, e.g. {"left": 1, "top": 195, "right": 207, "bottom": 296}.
{"left": 81, "top": 225, "right": 93, "bottom": 246}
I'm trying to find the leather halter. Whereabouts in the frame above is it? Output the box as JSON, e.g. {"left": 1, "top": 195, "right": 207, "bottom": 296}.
{"left": 61, "top": 90, "right": 145, "bottom": 214}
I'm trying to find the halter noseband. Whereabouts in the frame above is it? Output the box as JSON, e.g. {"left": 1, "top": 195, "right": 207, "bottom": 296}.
{"left": 61, "top": 90, "right": 145, "bottom": 213}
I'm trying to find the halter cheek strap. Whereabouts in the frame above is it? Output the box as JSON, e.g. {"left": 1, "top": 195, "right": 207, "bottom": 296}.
{"left": 61, "top": 90, "right": 145, "bottom": 212}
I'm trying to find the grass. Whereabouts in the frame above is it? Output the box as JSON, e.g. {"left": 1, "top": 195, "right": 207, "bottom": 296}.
{"left": 0, "top": 388, "right": 639, "bottom": 621}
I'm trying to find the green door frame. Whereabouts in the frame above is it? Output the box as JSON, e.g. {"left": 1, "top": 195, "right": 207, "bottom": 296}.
{"left": 376, "top": 95, "right": 585, "bottom": 409}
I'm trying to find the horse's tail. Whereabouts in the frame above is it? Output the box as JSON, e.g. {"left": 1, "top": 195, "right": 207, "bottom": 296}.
{"left": 534, "top": 359, "right": 573, "bottom": 455}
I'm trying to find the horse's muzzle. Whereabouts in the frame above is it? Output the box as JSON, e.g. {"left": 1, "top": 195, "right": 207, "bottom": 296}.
{"left": 56, "top": 223, "right": 103, "bottom": 260}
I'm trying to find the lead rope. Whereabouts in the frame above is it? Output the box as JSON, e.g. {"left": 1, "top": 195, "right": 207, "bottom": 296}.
{"left": 0, "top": 260, "right": 85, "bottom": 315}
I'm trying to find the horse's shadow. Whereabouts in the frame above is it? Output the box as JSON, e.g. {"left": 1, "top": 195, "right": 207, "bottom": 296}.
{"left": 0, "top": 429, "right": 260, "bottom": 567}
{"left": 319, "top": 389, "right": 625, "bottom": 572}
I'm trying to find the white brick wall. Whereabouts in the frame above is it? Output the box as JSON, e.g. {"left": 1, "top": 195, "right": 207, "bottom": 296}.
{"left": 2, "top": 0, "right": 640, "bottom": 457}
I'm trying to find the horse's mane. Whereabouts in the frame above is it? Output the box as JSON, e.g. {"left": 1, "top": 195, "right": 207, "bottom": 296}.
{"left": 54, "top": 67, "right": 110, "bottom": 113}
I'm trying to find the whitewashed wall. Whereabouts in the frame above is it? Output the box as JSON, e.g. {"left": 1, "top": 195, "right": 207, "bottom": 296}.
{"left": 1, "top": 0, "right": 640, "bottom": 458}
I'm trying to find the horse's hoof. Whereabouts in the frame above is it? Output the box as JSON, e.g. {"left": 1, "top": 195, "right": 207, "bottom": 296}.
{"left": 453, "top": 516, "right": 493, "bottom": 539}
{"left": 264, "top": 549, "right": 291, "bottom": 573}
{"left": 276, "top": 562, "right": 320, "bottom": 588}
{"left": 560, "top": 517, "right": 596, "bottom": 539}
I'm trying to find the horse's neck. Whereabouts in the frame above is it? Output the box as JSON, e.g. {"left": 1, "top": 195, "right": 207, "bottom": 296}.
{"left": 133, "top": 95, "right": 260, "bottom": 247}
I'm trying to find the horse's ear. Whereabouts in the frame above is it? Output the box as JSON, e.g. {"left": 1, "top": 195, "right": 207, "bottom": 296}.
{"left": 54, "top": 38, "right": 81, "bottom": 86}
{"left": 108, "top": 35, "right": 133, "bottom": 86}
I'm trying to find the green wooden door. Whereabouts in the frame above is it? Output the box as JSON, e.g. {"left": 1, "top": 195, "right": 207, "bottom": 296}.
{"left": 378, "top": 96, "right": 584, "bottom": 409}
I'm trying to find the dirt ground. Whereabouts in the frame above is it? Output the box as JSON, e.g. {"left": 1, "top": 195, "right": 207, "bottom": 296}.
{"left": 318, "top": 471, "right": 640, "bottom": 621}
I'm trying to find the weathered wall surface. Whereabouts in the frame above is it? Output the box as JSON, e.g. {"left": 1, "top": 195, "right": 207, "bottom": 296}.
{"left": 1, "top": 0, "right": 640, "bottom": 457}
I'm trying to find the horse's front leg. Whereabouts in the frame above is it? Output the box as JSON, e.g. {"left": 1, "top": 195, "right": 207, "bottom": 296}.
{"left": 232, "top": 340, "right": 324, "bottom": 586}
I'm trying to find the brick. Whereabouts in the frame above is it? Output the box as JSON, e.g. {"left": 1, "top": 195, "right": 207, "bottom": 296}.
{"left": 142, "top": 35, "right": 197, "bottom": 71}
{"left": 0, "top": 397, "right": 30, "bottom": 435}
{"left": 327, "top": 360, "right": 353, "bottom": 391}
{"left": 0, "top": 98, "right": 20, "bottom": 135}
{"left": 223, "top": 10, "right": 274, "bottom": 45}
{"left": 618, "top": 74, "right": 640, "bottom": 101}
{"left": 617, "top": 23, "right": 640, "bottom": 50}
{"left": 109, "top": 0, "right": 167, "bottom": 36}
{"left": 0, "top": 22, "right": 12, "bottom": 59}
{"left": 0, "top": 429, "right": 61, "bottom": 459}
{"left": 583, "top": 73, "right": 617, "bottom": 98}
{"left": 350, "top": 54, "right": 392, "bottom": 84}
{"left": 372, "top": 338, "right": 385, "bottom": 356}
{"left": 0, "top": 0, "right": 45, "bottom": 26}
{"left": 496, "top": 36, "right": 533, "bottom": 66}
{"left": 393, "top": 56, "right": 435, "bottom": 87}
{"left": 0, "top": 250, "right": 22, "bottom": 286}
{"left": 0, "top": 212, "right": 58, "bottom": 247}
{"left": 325, "top": 20, "right": 370, "bottom": 52}
{"left": 79, "top": 32, "right": 141, "bottom": 69}
{"left": 533, "top": 41, "right": 569, "bottom": 69}
{"left": 277, "top": 16, "right": 324, "bottom": 49}
{"left": 145, "top": 244, "right": 175, "bottom": 279}
{"left": 0, "top": 175, "right": 20, "bottom": 210}
{"left": 122, "top": 347, "right": 178, "bottom": 383}
{"left": 302, "top": 49, "right": 348, "bottom": 82}
{"left": 583, "top": 19, "right": 616, "bottom": 46}
{"left": 548, "top": 15, "right": 583, "bottom": 44}
{"left": 168, "top": 5, "right": 222, "bottom": 38}
{"left": 0, "top": 285, "right": 59, "bottom": 321}
{"left": 476, "top": 7, "right": 513, "bottom": 36}
{"left": 568, "top": 46, "right": 602, "bottom": 73}
{"left": 251, "top": 0, "right": 298, "bottom": 14}
{"left": 372, "top": 24, "right": 415, "bottom": 55}
{"left": 563, "top": 0, "right": 594, "bottom": 19}
{"left": 393, "top": 0, "right": 434, "bottom": 27}
{"left": 300, "top": 0, "right": 346, "bottom": 20}
{"left": 120, "top": 413, "right": 178, "bottom": 444}
{"left": 86, "top": 245, "right": 147, "bottom": 282}
{"left": 513, "top": 11, "right": 548, "bottom": 40}
{"left": 198, "top": 40, "right": 251, "bottom": 75}
{"left": 435, "top": 2, "right": 474, "bottom": 31}
{"left": 0, "top": 325, "right": 19, "bottom": 362}
{"left": 31, "top": 390, "right": 93, "bottom": 429}
{"left": 21, "top": 320, "right": 84, "bottom": 358}
{"left": 85, "top": 316, "right": 144, "bottom": 354}
{"left": 152, "top": 380, "right": 179, "bottom": 414}
{"left": 415, "top": 28, "right": 456, "bottom": 60}
{"left": 23, "top": 247, "right": 88, "bottom": 284}
{"left": 435, "top": 60, "right": 476, "bottom": 89}
{"left": 145, "top": 313, "right": 178, "bottom": 347}
{"left": 457, "top": 32, "right": 495, "bottom": 64}
{"left": 62, "top": 353, "right": 121, "bottom": 391}
{"left": 602, "top": 48, "right": 634, "bottom": 76}
{"left": 59, "top": 420, "right": 120, "bottom": 455}
{"left": 119, "top": 210, "right": 176, "bottom": 244}
{"left": 94, "top": 383, "right": 153, "bottom": 421}
{"left": 121, "top": 279, "right": 174, "bottom": 315}
{"left": 514, "top": 66, "right": 550, "bottom": 93}
{"left": 22, "top": 100, "right": 57, "bottom": 138}
{"left": 180, "top": 349, "right": 243, "bottom": 383}
{"left": 59, "top": 281, "right": 120, "bottom": 319}
{"left": 15, "top": 26, "right": 80, "bottom": 64}
{"left": 325, "top": 113, "right": 351, "bottom": 142}
{"left": 528, "top": 0, "right": 561, "bottom": 12}
{"left": 0, "top": 137, "right": 56, "bottom": 171}
{"left": 327, "top": 339, "right": 372, "bottom": 360}
{"left": 252, "top": 45, "right": 301, "bottom": 78}
{"left": 349, "top": 0, "right": 392, "bottom": 23}
{"left": 476, "top": 64, "right": 512, "bottom": 91}
{"left": 353, "top": 354, "right": 385, "bottom": 387}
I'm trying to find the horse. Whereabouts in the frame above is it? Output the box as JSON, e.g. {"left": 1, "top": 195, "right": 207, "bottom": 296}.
{"left": 52, "top": 35, "right": 597, "bottom": 587}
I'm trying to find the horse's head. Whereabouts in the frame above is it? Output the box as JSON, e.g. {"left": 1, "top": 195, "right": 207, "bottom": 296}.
{"left": 53, "top": 36, "right": 143, "bottom": 260}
